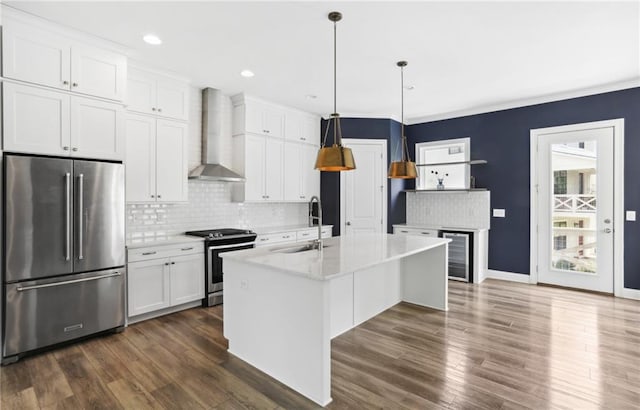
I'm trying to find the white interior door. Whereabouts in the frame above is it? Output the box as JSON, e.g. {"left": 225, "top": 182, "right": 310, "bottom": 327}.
{"left": 341, "top": 139, "right": 387, "bottom": 235}
{"left": 536, "top": 125, "right": 614, "bottom": 293}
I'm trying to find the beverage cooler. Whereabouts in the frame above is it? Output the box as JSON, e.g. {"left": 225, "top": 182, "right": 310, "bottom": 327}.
{"left": 439, "top": 231, "right": 473, "bottom": 282}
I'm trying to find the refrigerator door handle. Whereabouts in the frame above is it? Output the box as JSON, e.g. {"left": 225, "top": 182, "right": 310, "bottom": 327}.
{"left": 78, "top": 173, "right": 84, "bottom": 260}
{"left": 65, "top": 172, "right": 71, "bottom": 261}
{"left": 16, "top": 271, "right": 122, "bottom": 292}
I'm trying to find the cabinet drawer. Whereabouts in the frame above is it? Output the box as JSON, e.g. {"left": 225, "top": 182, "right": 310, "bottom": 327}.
{"left": 296, "top": 228, "right": 318, "bottom": 242}
{"left": 255, "top": 232, "right": 296, "bottom": 246}
{"left": 128, "top": 242, "right": 203, "bottom": 262}
{"left": 321, "top": 227, "right": 333, "bottom": 239}
{"left": 394, "top": 227, "right": 439, "bottom": 237}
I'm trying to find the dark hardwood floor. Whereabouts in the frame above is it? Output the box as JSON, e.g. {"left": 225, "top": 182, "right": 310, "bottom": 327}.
{"left": 1, "top": 279, "right": 639, "bottom": 409}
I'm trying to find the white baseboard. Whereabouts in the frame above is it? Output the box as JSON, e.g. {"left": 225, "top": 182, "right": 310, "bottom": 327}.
{"left": 622, "top": 287, "right": 640, "bottom": 301}
{"left": 484, "top": 269, "right": 531, "bottom": 284}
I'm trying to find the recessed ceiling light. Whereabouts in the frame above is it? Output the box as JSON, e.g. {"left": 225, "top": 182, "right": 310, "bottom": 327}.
{"left": 143, "top": 34, "right": 162, "bottom": 45}
{"left": 240, "top": 69, "right": 255, "bottom": 78}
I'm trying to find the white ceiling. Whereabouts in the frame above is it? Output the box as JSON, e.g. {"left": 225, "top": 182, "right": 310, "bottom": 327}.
{"left": 5, "top": 1, "right": 639, "bottom": 123}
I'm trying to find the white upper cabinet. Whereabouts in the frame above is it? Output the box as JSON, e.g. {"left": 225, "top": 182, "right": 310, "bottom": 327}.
{"left": 234, "top": 96, "right": 284, "bottom": 138}
{"left": 3, "top": 82, "right": 123, "bottom": 160}
{"left": 70, "top": 44, "right": 127, "bottom": 101}
{"left": 2, "top": 82, "right": 71, "bottom": 156}
{"left": 232, "top": 134, "right": 284, "bottom": 202}
{"left": 155, "top": 120, "right": 188, "bottom": 202}
{"left": 126, "top": 67, "right": 189, "bottom": 121}
{"left": 2, "top": 20, "right": 71, "bottom": 90}
{"left": 125, "top": 115, "right": 156, "bottom": 202}
{"left": 70, "top": 96, "right": 124, "bottom": 160}
{"left": 284, "top": 142, "right": 320, "bottom": 201}
{"left": 285, "top": 110, "right": 320, "bottom": 145}
{"left": 1, "top": 17, "right": 127, "bottom": 101}
{"left": 125, "top": 114, "right": 188, "bottom": 203}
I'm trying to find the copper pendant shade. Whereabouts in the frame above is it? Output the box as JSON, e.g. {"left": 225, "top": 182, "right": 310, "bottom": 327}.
{"left": 388, "top": 61, "right": 417, "bottom": 179}
{"left": 315, "top": 12, "right": 356, "bottom": 172}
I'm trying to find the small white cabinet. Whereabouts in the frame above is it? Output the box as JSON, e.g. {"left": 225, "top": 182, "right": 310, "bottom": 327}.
{"left": 284, "top": 142, "right": 320, "bottom": 201}
{"left": 2, "top": 18, "right": 126, "bottom": 101}
{"left": 127, "top": 243, "right": 204, "bottom": 320}
{"left": 233, "top": 134, "right": 283, "bottom": 202}
{"left": 3, "top": 82, "right": 123, "bottom": 160}
{"left": 125, "top": 113, "right": 188, "bottom": 203}
{"left": 284, "top": 111, "right": 320, "bottom": 145}
{"left": 126, "top": 67, "right": 189, "bottom": 121}
{"left": 240, "top": 98, "right": 284, "bottom": 138}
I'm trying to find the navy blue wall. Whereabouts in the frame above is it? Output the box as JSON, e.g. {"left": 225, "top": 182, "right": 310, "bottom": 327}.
{"left": 406, "top": 87, "right": 640, "bottom": 290}
{"left": 320, "top": 118, "right": 407, "bottom": 236}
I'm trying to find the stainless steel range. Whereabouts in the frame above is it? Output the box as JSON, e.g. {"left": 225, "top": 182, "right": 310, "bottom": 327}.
{"left": 185, "top": 228, "right": 257, "bottom": 307}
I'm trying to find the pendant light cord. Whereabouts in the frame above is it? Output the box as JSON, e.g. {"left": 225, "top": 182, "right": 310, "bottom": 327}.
{"left": 321, "top": 18, "right": 340, "bottom": 148}
{"left": 401, "top": 64, "right": 406, "bottom": 161}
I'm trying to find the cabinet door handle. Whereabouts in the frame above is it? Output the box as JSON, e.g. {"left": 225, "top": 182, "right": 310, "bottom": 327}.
{"left": 151, "top": 195, "right": 155, "bottom": 198}
{"left": 157, "top": 195, "right": 162, "bottom": 199}
{"left": 72, "top": 147, "right": 78, "bottom": 152}
{"left": 181, "top": 247, "right": 194, "bottom": 251}
{"left": 158, "top": 108, "right": 162, "bottom": 113}
{"left": 152, "top": 107, "right": 157, "bottom": 111}
{"left": 142, "top": 251, "right": 157, "bottom": 255}
{"left": 72, "top": 82, "right": 78, "bottom": 87}
{"left": 63, "top": 80, "right": 69, "bottom": 85}
{"left": 63, "top": 146, "right": 70, "bottom": 151}
{"left": 171, "top": 261, "right": 175, "bottom": 265}
{"left": 165, "top": 262, "right": 170, "bottom": 266}
{"left": 259, "top": 238, "right": 268, "bottom": 242}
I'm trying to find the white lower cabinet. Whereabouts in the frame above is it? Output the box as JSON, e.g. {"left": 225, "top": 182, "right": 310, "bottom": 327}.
{"left": 128, "top": 258, "right": 171, "bottom": 316}
{"left": 127, "top": 244, "right": 204, "bottom": 320}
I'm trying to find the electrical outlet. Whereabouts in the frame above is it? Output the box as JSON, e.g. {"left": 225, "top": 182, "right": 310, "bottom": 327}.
{"left": 493, "top": 209, "right": 506, "bottom": 218}
{"left": 240, "top": 280, "right": 248, "bottom": 289}
{"left": 626, "top": 211, "right": 636, "bottom": 221}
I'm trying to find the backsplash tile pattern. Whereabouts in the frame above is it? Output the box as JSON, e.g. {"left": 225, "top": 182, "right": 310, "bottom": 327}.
{"left": 126, "top": 180, "right": 307, "bottom": 240}
{"left": 406, "top": 191, "right": 491, "bottom": 229}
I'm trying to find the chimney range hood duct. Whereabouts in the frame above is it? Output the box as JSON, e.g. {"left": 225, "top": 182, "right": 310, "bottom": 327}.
{"left": 188, "top": 88, "right": 245, "bottom": 182}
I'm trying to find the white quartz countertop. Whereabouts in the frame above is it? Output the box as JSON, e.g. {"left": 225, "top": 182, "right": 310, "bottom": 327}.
{"left": 221, "top": 233, "right": 450, "bottom": 281}
{"left": 253, "top": 224, "right": 333, "bottom": 235}
{"left": 394, "top": 223, "right": 489, "bottom": 232}
{"left": 126, "top": 235, "right": 204, "bottom": 249}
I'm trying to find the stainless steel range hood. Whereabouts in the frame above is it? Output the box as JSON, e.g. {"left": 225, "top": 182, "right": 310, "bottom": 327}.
{"left": 188, "top": 88, "right": 245, "bottom": 182}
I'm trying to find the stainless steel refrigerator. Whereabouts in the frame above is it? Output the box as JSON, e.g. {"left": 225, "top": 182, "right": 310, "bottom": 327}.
{"left": 2, "top": 154, "right": 125, "bottom": 364}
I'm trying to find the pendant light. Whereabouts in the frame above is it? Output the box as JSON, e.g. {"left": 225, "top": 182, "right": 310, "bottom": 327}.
{"left": 315, "top": 11, "right": 356, "bottom": 172}
{"left": 388, "top": 61, "right": 417, "bottom": 179}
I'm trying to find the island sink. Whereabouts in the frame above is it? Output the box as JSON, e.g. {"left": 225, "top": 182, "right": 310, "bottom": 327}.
{"left": 270, "top": 242, "right": 330, "bottom": 254}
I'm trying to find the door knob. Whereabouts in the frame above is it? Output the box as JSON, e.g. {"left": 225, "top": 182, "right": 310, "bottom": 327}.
{"left": 346, "top": 222, "right": 351, "bottom": 226}
{"left": 604, "top": 228, "right": 613, "bottom": 233}
{"left": 604, "top": 218, "right": 611, "bottom": 224}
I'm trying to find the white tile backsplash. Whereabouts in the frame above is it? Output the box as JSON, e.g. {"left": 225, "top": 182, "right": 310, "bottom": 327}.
{"left": 127, "top": 180, "right": 307, "bottom": 240}
{"left": 406, "top": 191, "right": 490, "bottom": 229}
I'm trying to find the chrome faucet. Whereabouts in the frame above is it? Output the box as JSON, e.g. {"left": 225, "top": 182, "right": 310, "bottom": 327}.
{"left": 308, "top": 196, "right": 323, "bottom": 250}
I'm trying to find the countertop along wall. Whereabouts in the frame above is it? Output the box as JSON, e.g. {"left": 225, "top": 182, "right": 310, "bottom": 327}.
{"left": 406, "top": 86, "right": 640, "bottom": 290}
{"left": 126, "top": 86, "right": 308, "bottom": 241}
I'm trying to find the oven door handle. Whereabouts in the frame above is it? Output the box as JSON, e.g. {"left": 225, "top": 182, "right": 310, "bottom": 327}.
{"left": 207, "top": 242, "right": 255, "bottom": 251}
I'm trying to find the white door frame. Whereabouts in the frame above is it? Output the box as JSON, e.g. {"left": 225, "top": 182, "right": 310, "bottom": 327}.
{"left": 530, "top": 119, "right": 624, "bottom": 296}
{"left": 340, "top": 139, "right": 388, "bottom": 235}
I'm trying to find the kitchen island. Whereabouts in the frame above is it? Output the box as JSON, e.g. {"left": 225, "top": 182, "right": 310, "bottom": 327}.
{"left": 222, "top": 233, "right": 450, "bottom": 406}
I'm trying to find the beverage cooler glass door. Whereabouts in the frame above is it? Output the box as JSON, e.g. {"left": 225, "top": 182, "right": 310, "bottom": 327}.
{"left": 4, "top": 155, "right": 74, "bottom": 282}
{"left": 73, "top": 160, "right": 125, "bottom": 273}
